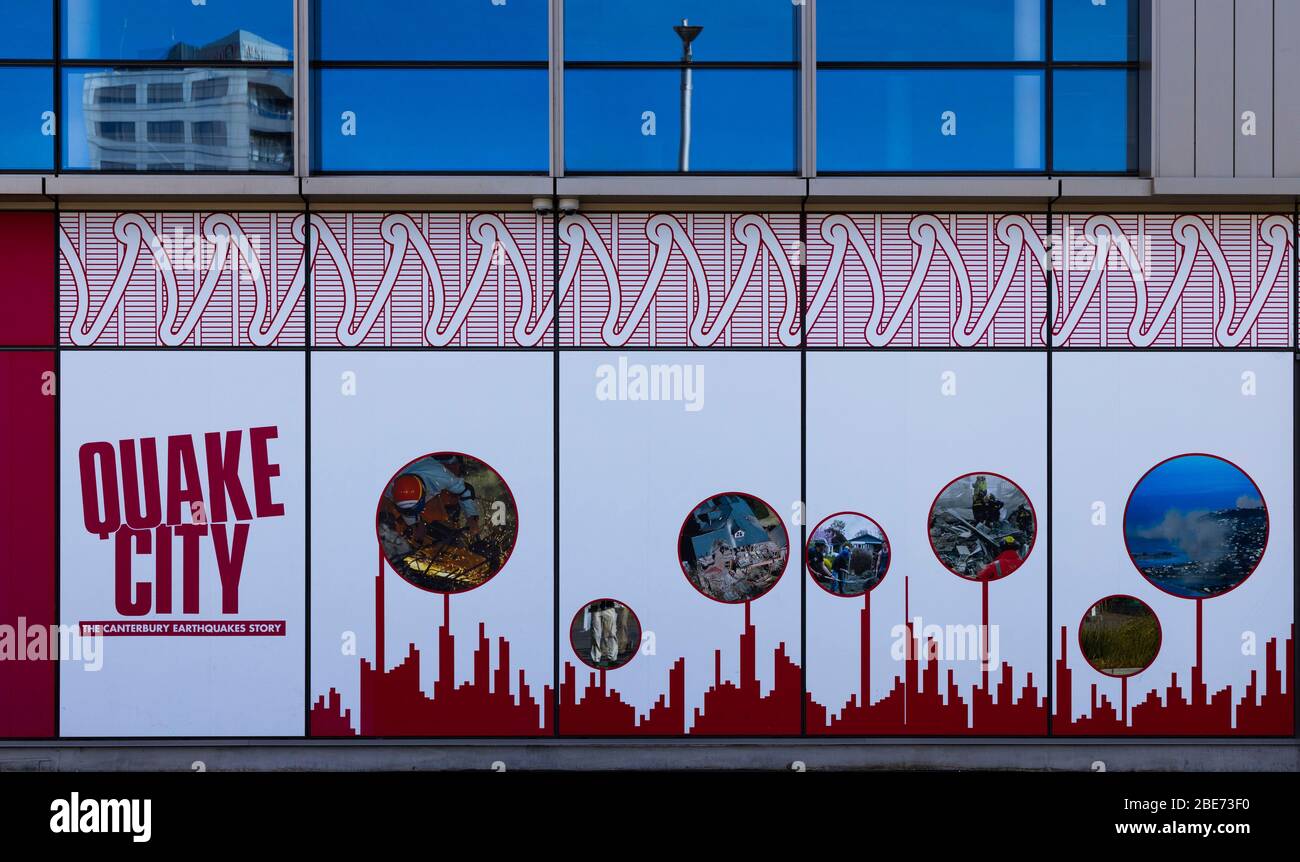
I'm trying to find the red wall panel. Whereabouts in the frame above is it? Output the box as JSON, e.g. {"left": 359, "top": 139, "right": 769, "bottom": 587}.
{"left": 0, "top": 352, "right": 56, "bottom": 737}
{"left": 0, "top": 212, "right": 54, "bottom": 346}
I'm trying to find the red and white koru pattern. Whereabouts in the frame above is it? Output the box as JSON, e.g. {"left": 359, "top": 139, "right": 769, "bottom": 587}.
{"left": 59, "top": 212, "right": 1293, "bottom": 348}
{"left": 60, "top": 212, "right": 306, "bottom": 347}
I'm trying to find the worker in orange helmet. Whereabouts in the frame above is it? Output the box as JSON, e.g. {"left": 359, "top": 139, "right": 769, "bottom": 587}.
{"left": 383, "top": 454, "right": 480, "bottom": 544}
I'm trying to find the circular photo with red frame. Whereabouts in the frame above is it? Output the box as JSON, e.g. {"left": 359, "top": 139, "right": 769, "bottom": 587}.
{"left": 1078, "top": 595, "right": 1162, "bottom": 678}
{"left": 375, "top": 451, "right": 518, "bottom": 594}
{"left": 569, "top": 599, "right": 642, "bottom": 671}
{"left": 928, "top": 472, "right": 1037, "bottom": 582}
{"left": 806, "top": 512, "right": 891, "bottom": 598}
{"left": 1123, "top": 453, "right": 1268, "bottom": 600}
{"left": 677, "top": 492, "right": 790, "bottom": 604}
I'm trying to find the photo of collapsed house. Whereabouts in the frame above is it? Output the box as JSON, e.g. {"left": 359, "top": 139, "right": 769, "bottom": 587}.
{"left": 1078, "top": 595, "right": 1162, "bottom": 677}
{"left": 806, "top": 512, "right": 891, "bottom": 597}
{"left": 1124, "top": 454, "right": 1268, "bottom": 599}
{"left": 928, "top": 473, "right": 1036, "bottom": 581}
{"left": 570, "top": 599, "right": 642, "bottom": 671}
{"left": 376, "top": 452, "right": 518, "bottom": 594}
{"left": 678, "top": 492, "right": 790, "bottom": 603}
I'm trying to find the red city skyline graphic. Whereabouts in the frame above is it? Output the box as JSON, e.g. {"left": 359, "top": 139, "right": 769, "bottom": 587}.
{"left": 560, "top": 601, "right": 801, "bottom": 735}
{"left": 311, "top": 563, "right": 1293, "bottom": 737}
{"left": 1054, "top": 600, "right": 1293, "bottom": 735}
{"left": 807, "top": 576, "right": 1047, "bottom": 735}
{"left": 311, "top": 552, "right": 552, "bottom": 736}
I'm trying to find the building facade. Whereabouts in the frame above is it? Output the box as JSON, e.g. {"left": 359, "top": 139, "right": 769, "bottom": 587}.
{"left": 0, "top": 1, "right": 1296, "bottom": 770}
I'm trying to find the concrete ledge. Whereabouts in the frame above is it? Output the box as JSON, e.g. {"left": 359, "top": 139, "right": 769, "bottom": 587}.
{"left": 44, "top": 174, "right": 304, "bottom": 201}
{"left": 557, "top": 175, "right": 807, "bottom": 202}
{"left": 810, "top": 176, "right": 1060, "bottom": 200}
{"left": 303, "top": 175, "right": 554, "bottom": 202}
{"left": 1153, "top": 177, "right": 1300, "bottom": 196}
{"left": 0, "top": 175, "right": 48, "bottom": 202}
{"left": 2, "top": 739, "right": 1296, "bottom": 772}
{"left": 1058, "top": 177, "right": 1156, "bottom": 198}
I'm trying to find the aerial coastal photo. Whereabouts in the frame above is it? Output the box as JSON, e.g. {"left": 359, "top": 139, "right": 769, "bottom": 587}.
{"left": 1124, "top": 454, "right": 1267, "bottom": 599}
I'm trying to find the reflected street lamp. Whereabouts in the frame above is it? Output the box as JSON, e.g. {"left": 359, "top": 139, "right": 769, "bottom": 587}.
{"left": 674, "top": 18, "right": 703, "bottom": 172}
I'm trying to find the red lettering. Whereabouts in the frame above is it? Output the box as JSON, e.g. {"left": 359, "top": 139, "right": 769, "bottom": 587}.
{"left": 165, "top": 434, "right": 204, "bottom": 526}
{"left": 212, "top": 524, "right": 250, "bottom": 614}
{"left": 175, "top": 524, "right": 208, "bottom": 615}
{"left": 113, "top": 528, "right": 152, "bottom": 616}
{"left": 249, "top": 426, "right": 284, "bottom": 518}
{"left": 154, "top": 525, "right": 172, "bottom": 613}
{"left": 204, "top": 430, "right": 252, "bottom": 522}
{"left": 79, "top": 442, "right": 119, "bottom": 538}
{"left": 119, "top": 437, "right": 162, "bottom": 530}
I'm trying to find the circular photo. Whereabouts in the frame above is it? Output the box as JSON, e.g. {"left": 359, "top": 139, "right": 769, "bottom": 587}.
{"left": 928, "top": 472, "right": 1036, "bottom": 582}
{"left": 806, "top": 512, "right": 891, "bottom": 597}
{"left": 678, "top": 492, "right": 789, "bottom": 604}
{"left": 1124, "top": 453, "right": 1267, "bottom": 599}
{"left": 375, "top": 452, "right": 518, "bottom": 594}
{"left": 569, "top": 599, "right": 642, "bottom": 671}
{"left": 1078, "top": 595, "right": 1162, "bottom": 678}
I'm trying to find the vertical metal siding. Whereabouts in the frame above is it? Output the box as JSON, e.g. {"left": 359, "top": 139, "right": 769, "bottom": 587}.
{"left": 1155, "top": 0, "right": 1197, "bottom": 177}
{"left": 1194, "top": 0, "right": 1235, "bottom": 177}
{"left": 1234, "top": 0, "right": 1273, "bottom": 177}
{"left": 1274, "top": 0, "right": 1300, "bottom": 176}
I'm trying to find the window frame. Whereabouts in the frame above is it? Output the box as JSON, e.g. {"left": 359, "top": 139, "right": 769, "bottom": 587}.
{"left": 307, "top": 0, "right": 551, "bottom": 176}
{"left": 561, "top": 2, "right": 803, "bottom": 176}
{"left": 814, "top": 0, "right": 1141, "bottom": 177}
{"left": 56, "top": 0, "right": 296, "bottom": 174}
{"left": 0, "top": 0, "right": 56, "bottom": 173}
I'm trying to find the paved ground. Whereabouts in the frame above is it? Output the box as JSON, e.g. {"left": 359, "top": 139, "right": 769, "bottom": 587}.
{"left": 2, "top": 740, "right": 1296, "bottom": 772}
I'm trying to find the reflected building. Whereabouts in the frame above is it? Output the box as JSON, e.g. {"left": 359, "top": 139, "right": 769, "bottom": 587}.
{"left": 80, "top": 30, "right": 293, "bottom": 172}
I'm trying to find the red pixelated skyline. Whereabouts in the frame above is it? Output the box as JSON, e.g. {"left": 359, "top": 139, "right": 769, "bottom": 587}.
{"left": 560, "top": 602, "right": 802, "bottom": 735}
{"left": 309, "top": 559, "right": 1292, "bottom": 738}
{"left": 1054, "top": 599, "right": 1293, "bottom": 735}
{"left": 310, "top": 552, "right": 552, "bottom": 736}
{"left": 807, "top": 576, "right": 1047, "bottom": 735}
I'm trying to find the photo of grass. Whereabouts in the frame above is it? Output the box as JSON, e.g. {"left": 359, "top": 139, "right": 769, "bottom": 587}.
{"left": 1078, "top": 596, "right": 1161, "bottom": 677}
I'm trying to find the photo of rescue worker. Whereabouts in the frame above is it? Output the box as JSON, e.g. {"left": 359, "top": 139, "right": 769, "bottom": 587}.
{"left": 806, "top": 512, "right": 891, "bottom": 598}
{"left": 1078, "top": 595, "right": 1162, "bottom": 677}
{"left": 375, "top": 452, "right": 518, "bottom": 593}
{"left": 678, "top": 492, "right": 790, "bottom": 603}
{"left": 569, "top": 599, "right": 642, "bottom": 671}
{"left": 928, "top": 472, "right": 1036, "bottom": 582}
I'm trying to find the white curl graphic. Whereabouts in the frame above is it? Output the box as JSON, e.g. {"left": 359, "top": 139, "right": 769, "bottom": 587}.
{"left": 61, "top": 212, "right": 1291, "bottom": 348}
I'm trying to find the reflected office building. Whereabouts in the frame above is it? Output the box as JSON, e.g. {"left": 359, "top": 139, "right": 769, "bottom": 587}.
{"left": 78, "top": 31, "right": 292, "bottom": 172}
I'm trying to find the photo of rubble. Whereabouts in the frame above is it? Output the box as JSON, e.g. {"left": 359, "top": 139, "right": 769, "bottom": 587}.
{"left": 1124, "top": 454, "right": 1267, "bottom": 599}
{"left": 376, "top": 452, "right": 518, "bottom": 594}
{"left": 678, "top": 493, "right": 790, "bottom": 603}
{"left": 1078, "top": 596, "right": 1161, "bottom": 677}
{"left": 570, "top": 599, "right": 642, "bottom": 671}
{"left": 806, "top": 512, "right": 891, "bottom": 597}
{"left": 929, "top": 473, "right": 1036, "bottom": 581}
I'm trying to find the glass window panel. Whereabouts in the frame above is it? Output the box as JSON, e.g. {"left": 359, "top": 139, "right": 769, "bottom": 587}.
{"left": 565, "top": 0, "right": 799, "bottom": 62}
{"left": 818, "top": 0, "right": 1044, "bottom": 62}
{"left": 312, "top": 0, "right": 547, "bottom": 61}
{"left": 1052, "top": 70, "right": 1133, "bottom": 172}
{"left": 0, "top": 0, "right": 53, "bottom": 58}
{"left": 62, "top": 0, "right": 293, "bottom": 61}
{"left": 817, "top": 69, "right": 1044, "bottom": 172}
{"left": 565, "top": 68, "right": 797, "bottom": 172}
{"left": 1053, "top": 0, "right": 1135, "bottom": 61}
{"left": 313, "top": 69, "right": 548, "bottom": 172}
{"left": 0, "top": 68, "right": 54, "bottom": 170}
{"left": 63, "top": 68, "right": 293, "bottom": 171}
